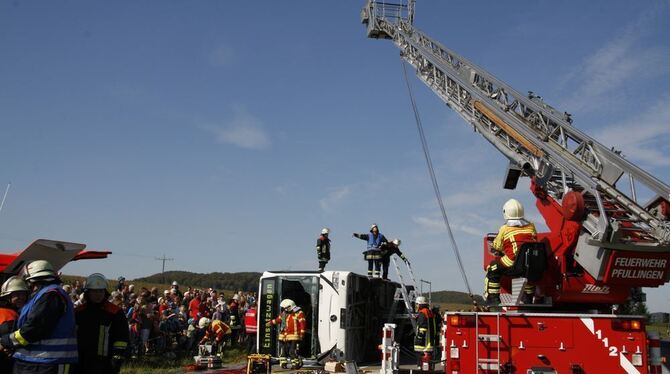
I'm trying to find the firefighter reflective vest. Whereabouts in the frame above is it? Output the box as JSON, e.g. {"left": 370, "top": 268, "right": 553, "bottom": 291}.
{"left": 269, "top": 308, "right": 306, "bottom": 342}
{"left": 414, "top": 307, "right": 434, "bottom": 352}
{"left": 13, "top": 284, "right": 78, "bottom": 364}
{"left": 201, "top": 319, "right": 231, "bottom": 344}
{"left": 491, "top": 222, "right": 537, "bottom": 267}
{"left": 244, "top": 308, "right": 258, "bottom": 334}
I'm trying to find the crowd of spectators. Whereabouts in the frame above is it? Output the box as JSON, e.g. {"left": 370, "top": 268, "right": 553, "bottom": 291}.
{"left": 63, "top": 277, "right": 258, "bottom": 358}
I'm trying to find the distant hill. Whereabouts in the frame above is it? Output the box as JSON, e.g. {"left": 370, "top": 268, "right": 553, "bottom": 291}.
{"left": 133, "top": 271, "right": 262, "bottom": 292}
{"left": 431, "top": 290, "right": 485, "bottom": 306}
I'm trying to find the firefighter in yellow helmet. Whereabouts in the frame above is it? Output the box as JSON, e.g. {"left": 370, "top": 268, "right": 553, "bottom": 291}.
{"left": 0, "top": 260, "right": 78, "bottom": 373}
{"left": 0, "top": 276, "right": 29, "bottom": 372}
{"left": 266, "top": 299, "right": 306, "bottom": 369}
{"left": 485, "top": 199, "right": 538, "bottom": 306}
{"left": 75, "top": 273, "right": 130, "bottom": 373}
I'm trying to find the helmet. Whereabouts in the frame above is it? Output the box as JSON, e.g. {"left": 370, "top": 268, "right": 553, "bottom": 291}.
{"left": 503, "top": 198, "right": 524, "bottom": 220}
{"left": 117, "top": 276, "right": 125, "bottom": 282}
{"left": 198, "top": 317, "right": 211, "bottom": 329}
{"left": 23, "top": 260, "right": 57, "bottom": 282}
{"left": 415, "top": 296, "right": 428, "bottom": 305}
{"left": 172, "top": 281, "right": 178, "bottom": 286}
{"left": 321, "top": 228, "right": 330, "bottom": 235}
{"left": 0, "top": 276, "right": 29, "bottom": 297}
{"left": 370, "top": 223, "right": 379, "bottom": 232}
{"left": 280, "top": 299, "right": 296, "bottom": 311}
{"left": 391, "top": 239, "right": 401, "bottom": 246}
{"left": 84, "top": 273, "right": 108, "bottom": 291}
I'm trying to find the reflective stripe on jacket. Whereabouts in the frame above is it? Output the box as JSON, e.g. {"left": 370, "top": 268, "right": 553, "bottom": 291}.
{"left": 491, "top": 223, "right": 537, "bottom": 267}
{"left": 14, "top": 284, "right": 78, "bottom": 364}
{"left": 244, "top": 308, "right": 258, "bottom": 334}
{"left": 414, "top": 307, "right": 434, "bottom": 352}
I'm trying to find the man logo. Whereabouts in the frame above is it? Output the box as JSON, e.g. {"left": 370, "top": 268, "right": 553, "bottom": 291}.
{"left": 582, "top": 284, "right": 610, "bottom": 294}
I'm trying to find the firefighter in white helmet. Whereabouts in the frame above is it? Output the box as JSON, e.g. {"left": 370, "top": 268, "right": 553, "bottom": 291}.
{"left": 414, "top": 296, "right": 435, "bottom": 369}
{"left": 485, "top": 199, "right": 538, "bottom": 306}
{"left": 380, "top": 238, "right": 409, "bottom": 280}
{"left": 353, "top": 223, "right": 388, "bottom": 278}
{"left": 316, "top": 227, "right": 331, "bottom": 271}
{"left": 75, "top": 273, "right": 130, "bottom": 373}
{"left": 266, "top": 298, "right": 306, "bottom": 369}
{"left": 0, "top": 276, "right": 29, "bottom": 371}
{"left": 0, "top": 260, "right": 78, "bottom": 373}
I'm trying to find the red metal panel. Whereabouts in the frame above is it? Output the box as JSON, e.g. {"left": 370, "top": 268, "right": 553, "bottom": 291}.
{"left": 602, "top": 251, "right": 670, "bottom": 287}
{"left": 444, "top": 313, "right": 649, "bottom": 373}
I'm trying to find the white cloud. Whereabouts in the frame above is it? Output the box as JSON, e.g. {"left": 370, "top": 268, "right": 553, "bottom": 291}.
{"left": 560, "top": 5, "right": 670, "bottom": 113}
{"left": 202, "top": 108, "right": 271, "bottom": 150}
{"left": 593, "top": 95, "right": 670, "bottom": 166}
{"left": 209, "top": 45, "right": 234, "bottom": 66}
{"left": 319, "top": 186, "right": 352, "bottom": 212}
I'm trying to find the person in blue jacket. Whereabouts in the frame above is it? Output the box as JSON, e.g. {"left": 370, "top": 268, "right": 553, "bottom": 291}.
{"left": 353, "top": 223, "right": 388, "bottom": 278}
{"left": 0, "top": 260, "right": 78, "bottom": 374}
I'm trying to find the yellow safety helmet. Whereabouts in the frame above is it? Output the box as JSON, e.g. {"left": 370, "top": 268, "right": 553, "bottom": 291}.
{"left": 0, "top": 276, "right": 29, "bottom": 297}
{"left": 22, "top": 260, "right": 57, "bottom": 283}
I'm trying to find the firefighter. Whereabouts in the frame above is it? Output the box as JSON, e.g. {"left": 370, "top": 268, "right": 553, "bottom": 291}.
{"left": 380, "top": 239, "right": 409, "bottom": 280}
{"left": 353, "top": 223, "right": 388, "bottom": 278}
{"left": 485, "top": 198, "right": 538, "bottom": 306}
{"left": 0, "top": 260, "right": 78, "bottom": 374}
{"left": 0, "top": 276, "right": 29, "bottom": 372}
{"left": 316, "top": 227, "right": 331, "bottom": 272}
{"left": 244, "top": 302, "right": 258, "bottom": 355}
{"left": 75, "top": 273, "right": 130, "bottom": 374}
{"left": 414, "top": 296, "right": 434, "bottom": 369}
{"left": 266, "top": 299, "right": 305, "bottom": 369}
{"left": 198, "top": 317, "right": 231, "bottom": 356}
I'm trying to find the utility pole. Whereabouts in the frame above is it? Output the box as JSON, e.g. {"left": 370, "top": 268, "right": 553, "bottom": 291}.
{"left": 155, "top": 254, "right": 174, "bottom": 284}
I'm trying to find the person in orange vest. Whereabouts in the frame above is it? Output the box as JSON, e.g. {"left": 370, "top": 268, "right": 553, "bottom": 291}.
{"left": 266, "top": 299, "right": 306, "bottom": 369}
{"left": 486, "top": 198, "right": 538, "bottom": 306}
{"left": 414, "top": 296, "right": 434, "bottom": 369}
{"left": 243, "top": 302, "right": 258, "bottom": 355}
{"left": 198, "top": 317, "right": 231, "bottom": 356}
{"left": 0, "top": 276, "right": 29, "bottom": 372}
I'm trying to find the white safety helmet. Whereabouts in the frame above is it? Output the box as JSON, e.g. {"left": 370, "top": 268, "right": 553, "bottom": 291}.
{"left": 84, "top": 273, "right": 108, "bottom": 291}
{"left": 0, "top": 276, "right": 29, "bottom": 297}
{"left": 392, "top": 239, "right": 401, "bottom": 246}
{"left": 321, "top": 228, "right": 330, "bottom": 235}
{"left": 198, "top": 317, "right": 211, "bottom": 329}
{"left": 172, "top": 281, "right": 178, "bottom": 286}
{"left": 503, "top": 198, "right": 524, "bottom": 220}
{"left": 22, "top": 260, "right": 57, "bottom": 282}
{"left": 370, "top": 223, "right": 379, "bottom": 232}
{"left": 280, "top": 298, "right": 296, "bottom": 311}
{"left": 415, "top": 296, "right": 428, "bottom": 306}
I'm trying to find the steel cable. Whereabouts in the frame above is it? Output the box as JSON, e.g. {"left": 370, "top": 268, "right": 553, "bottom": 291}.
{"left": 400, "top": 60, "right": 476, "bottom": 301}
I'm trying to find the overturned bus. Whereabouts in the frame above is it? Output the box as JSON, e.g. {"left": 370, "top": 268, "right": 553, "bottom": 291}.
{"left": 256, "top": 270, "right": 414, "bottom": 364}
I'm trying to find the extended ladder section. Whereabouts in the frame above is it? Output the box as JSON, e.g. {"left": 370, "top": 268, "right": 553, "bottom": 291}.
{"left": 391, "top": 255, "right": 419, "bottom": 329}
{"left": 362, "top": 0, "right": 670, "bottom": 282}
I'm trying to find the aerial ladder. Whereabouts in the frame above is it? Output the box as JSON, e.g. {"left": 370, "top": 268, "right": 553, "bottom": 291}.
{"left": 361, "top": 0, "right": 670, "bottom": 309}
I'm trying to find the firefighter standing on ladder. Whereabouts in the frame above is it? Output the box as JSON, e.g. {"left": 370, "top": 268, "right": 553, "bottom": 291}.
{"left": 353, "top": 223, "right": 388, "bottom": 278}
{"left": 316, "top": 228, "right": 331, "bottom": 272}
{"left": 380, "top": 239, "right": 408, "bottom": 280}
{"left": 266, "top": 299, "right": 305, "bottom": 369}
{"left": 414, "top": 296, "right": 434, "bottom": 369}
{"left": 485, "top": 199, "right": 538, "bottom": 306}
{"left": 75, "top": 273, "right": 130, "bottom": 373}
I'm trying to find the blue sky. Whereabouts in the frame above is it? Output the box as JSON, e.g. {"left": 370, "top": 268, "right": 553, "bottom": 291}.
{"left": 1, "top": 1, "right": 669, "bottom": 312}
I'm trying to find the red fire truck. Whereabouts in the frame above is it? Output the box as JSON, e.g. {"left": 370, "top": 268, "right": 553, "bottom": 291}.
{"left": 362, "top": 1, "right": 670, "bottom": 372}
